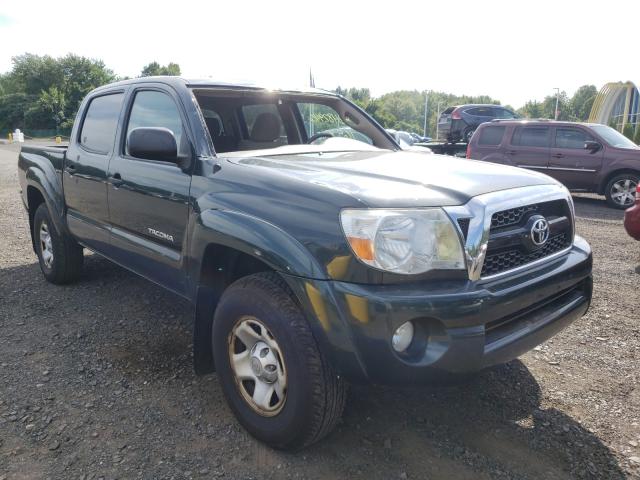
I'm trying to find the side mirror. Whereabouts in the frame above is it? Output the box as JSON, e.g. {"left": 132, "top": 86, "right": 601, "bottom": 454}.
{"left": 584, "top": 140, "right": 602, "bottom": 153}
{"left": 128, "top": 127, "right": 178, "bottom": 162}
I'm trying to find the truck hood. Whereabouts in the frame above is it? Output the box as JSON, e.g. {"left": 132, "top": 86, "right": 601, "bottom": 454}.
{"left": 225, "top": 150, "right": 558, "bottom": 208}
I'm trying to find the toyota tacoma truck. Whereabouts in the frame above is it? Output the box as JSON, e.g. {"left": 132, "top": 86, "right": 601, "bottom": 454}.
{"left": 18, "top": 77, "right": 593, "bottom": 450}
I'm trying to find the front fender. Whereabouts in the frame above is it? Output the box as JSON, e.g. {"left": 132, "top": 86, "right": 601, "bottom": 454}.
{"left": 189, "top": 208, "right": 327, "bottom": 284}
{"left": 188, "top": 209, "right": 329, "bottom": 376}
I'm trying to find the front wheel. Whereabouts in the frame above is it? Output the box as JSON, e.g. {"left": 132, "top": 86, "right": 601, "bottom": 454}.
{"left": 212, "top": 272, "right": 346, "bottom": 450}
{"left": 605, "top": 173, "right": 638, "bottom": 209}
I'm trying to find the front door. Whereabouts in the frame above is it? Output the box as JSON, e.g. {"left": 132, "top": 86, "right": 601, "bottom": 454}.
{"left": 64, "top": 91, "right": 125, "bottom": 250}
{"left": 107, "top": 87, "right": 192, "bottom": 295}
{"left": 549, "top": 126, "right": 603, "bottom": 190}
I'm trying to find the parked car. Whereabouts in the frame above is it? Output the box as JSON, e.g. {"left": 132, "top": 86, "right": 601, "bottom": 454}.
{"left": 437, "top": 104, "right": 517, "bottom": 143}
{"left": 410, "top": 132, "right": 432, "bottom": 143}
{"left": 386, "top": 129, "right": 433, "bottom": 153}
{"left": 624, "top": 184, "right": 640, "bottom": 240}
{"left": 467, "top": 120, "right": 640, "bottom": 209}
{"left": 18, "top": 77, "right": 592, "bottom": 450}
{"left": 386, "top": 128, "right": 416, "bottom": 145}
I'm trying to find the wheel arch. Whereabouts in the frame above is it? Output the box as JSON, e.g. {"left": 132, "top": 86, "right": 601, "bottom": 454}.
{"left": 190, "top": 209, "right": 327, "bottom": 375}
{"left": 598, "top": 168, "right": 640, "bottom": 195}
{"left": 26, "top": 185, "right": 46, "bottom": 251}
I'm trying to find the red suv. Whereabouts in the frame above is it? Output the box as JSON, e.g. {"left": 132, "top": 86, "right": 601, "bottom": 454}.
{"left": 624, "top": 184, "right": 640, "bottom": 240}
{"left": 467, "top": 120, "right": 640, "bottom": 209}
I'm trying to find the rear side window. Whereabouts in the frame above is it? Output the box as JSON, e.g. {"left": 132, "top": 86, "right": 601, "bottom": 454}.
{"left": 441, "top": 107, "right": 455, "bottom": 115}
{"left": 467, "top": 107, "right": 493, "bottom": 117}
{"left": 478, "top": 126, "right": 506, "bottom": 145}
{"left": 126, "top": 91, "right": 184, "bottom": 156}
{"left": 555, "top": 128, "right": 592, "bottom": 149}
{"left": 80, "top": 93, "right": 124, "bottom": 153}
{"left": 511, "top": 126, "right": 550, "bottom": 148}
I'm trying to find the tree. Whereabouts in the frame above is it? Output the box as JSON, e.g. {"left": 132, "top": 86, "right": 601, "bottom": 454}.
{"left": 569, "top": 85, "right": 598, "bottom": 122}
{"left": 518, "top": 100, "right": 543, "bottom": 119}
{"left": 36, "top": 86, "right": 67, "bottom": 131}
{"left": 518, "top": 85, "right": 598, "bottom": 122}
{"left": 140, "top": 61, "right": 181, "bottom": 77}
{"left": 0, "top": 53, "right": 115, "bottom": 132}
{"left": 0, "top": 93, "right": 36, "bottom": 131}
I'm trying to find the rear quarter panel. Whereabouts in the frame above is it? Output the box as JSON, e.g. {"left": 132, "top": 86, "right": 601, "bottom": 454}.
{"left": 18, "top": 145, "right": 69, "bottom": 234}
{"left": 469, "top": 125, "right": 511, "bottom": 165}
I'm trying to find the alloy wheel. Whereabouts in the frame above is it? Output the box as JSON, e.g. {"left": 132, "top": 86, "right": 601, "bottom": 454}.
{"left": 610, "top": 178, "right": 638, "bottom": 207}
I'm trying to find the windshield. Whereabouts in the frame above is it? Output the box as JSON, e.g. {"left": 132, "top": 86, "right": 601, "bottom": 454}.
{"left": 591, "top": 125, "right": 639, "bottom": 149}
{"left": 192, "top": 89, "right": 397, "bottom": 155}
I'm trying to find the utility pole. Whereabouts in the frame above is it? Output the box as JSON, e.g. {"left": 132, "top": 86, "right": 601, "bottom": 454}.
{"left": 554, "top": 87, "right": 560, "bottom": 120}
{"left": 423, "top": 92, "right": 428, "bottom": 138}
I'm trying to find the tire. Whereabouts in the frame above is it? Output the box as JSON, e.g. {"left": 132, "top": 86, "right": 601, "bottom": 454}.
{"left": 33, "top": 203, "right": 83, "bottom": 284}
{"left": 212, "top": 272, "right": 346, "bottom": 450}
{"left": 463, "top": 128, "right": 475, "bottom": 143}
{"left": 604, "top": 173, "right": 639, "bottom": 209}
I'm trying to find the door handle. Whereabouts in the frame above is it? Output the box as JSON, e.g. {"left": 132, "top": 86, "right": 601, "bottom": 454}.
{"left": 506, "top": 150, "right": 517, "bottom": 155}
{"left": 551, "top": 153, "right": 565, "bottom": 158}
{"left": 109, "top": 173, "right": 124, "bottom": 188}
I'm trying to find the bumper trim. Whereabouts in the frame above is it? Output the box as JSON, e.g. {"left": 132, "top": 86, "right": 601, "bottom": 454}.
{"left": 288, "top": 239, "right": 592, "bottom": 385}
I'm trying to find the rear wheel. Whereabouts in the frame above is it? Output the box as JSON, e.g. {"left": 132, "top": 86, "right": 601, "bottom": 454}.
{"left": 212, "top": 272, "right": 346, "bottom": 450}
{"left": 605, "top": 173, "right": 638, "bottom": 209}
{"left": 33, "top": 203, "right": 83, "bottom": 284}
{"left": 463, "top": 127, "right": 476, "bottom": 143}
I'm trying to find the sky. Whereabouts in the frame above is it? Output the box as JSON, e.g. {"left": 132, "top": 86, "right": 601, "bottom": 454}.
{"left": 0, "top": 0, "right": 637, "bottom": 108}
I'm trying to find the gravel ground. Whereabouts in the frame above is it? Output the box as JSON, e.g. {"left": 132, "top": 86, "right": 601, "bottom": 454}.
{"left": 0, "top": 142, "right": 639, "bottom": 480}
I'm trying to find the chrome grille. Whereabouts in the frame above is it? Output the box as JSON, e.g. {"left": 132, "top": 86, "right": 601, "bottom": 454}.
{"left": 491, "top": 205, "right": 539, "bottom": 229}
{"left": 481, "top": 199, "right": 573, "bottom": 278}
{"left": 481, "top": 233, "right": 570, "bottom": 277}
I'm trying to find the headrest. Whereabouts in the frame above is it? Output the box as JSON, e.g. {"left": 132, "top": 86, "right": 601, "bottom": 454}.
{"left": 250, "top": 112, "right": 281, "bottom": 142}
{"left": 205, "top": 117, "right": 222, "bottom": 137}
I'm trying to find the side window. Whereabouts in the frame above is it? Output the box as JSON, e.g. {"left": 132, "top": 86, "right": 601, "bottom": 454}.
{"left": 468, "top": 107, "right": 493, "bottom": 117}
{"left": 511, "top": 126, "right": 550, "bottom": 148}
{"left": 80, "top": 93, "right": 124, "bottom": 153}
{"left": 493, "top": 108, "right": 515, "bottom": 119}
{"left": 478, "top": 126, "right": 506, "bottom": 145}
{"left": 555, "top": 128, "right": 592, "bottom": 149}
{"left": 126, "top": 91, "right": 184, "bottom": 156}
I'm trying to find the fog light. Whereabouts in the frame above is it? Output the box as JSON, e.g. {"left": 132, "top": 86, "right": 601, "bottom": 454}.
{"left": 392, "top": 321, "right": 414, "bottom": 352}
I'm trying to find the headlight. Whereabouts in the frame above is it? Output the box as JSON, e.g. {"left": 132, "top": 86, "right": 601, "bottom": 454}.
{"left": 340, "top": 208, "right": 465, "bottom": 274}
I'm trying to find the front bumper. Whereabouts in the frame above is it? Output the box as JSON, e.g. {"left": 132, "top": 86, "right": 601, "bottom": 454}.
{"left": 284, "top": 236, "right": 592, "bottom": 384}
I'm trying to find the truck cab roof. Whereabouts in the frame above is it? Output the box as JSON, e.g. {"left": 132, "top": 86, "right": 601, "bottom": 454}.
{"left": 90, "top": 76, "right": 336, "bottom": 97}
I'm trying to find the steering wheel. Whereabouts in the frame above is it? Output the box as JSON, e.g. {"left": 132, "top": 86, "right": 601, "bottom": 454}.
{"left": 307, "top": 132, "right": 333, "bottom": 144}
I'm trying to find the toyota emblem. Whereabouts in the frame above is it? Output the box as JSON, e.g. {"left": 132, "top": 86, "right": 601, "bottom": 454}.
{"left": 530, "top": 217, "right": 550, "bottom": 246}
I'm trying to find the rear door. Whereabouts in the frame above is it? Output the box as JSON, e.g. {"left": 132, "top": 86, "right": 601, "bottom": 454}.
{"left": 64, "top": 91, "right": 125, "bottom": 250}
{"left": 549, "top": 126, "right": 603, "bottom": 189}
{"left": 107, "top": 86, "right": 193, "bottom": 295}
{"left": 507, "top": 125, "right": 551, "bottom": 171}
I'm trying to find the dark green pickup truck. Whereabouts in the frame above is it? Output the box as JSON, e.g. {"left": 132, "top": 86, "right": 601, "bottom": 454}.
{"left": 18, "top": 77, "right": 592, "bottom": 450}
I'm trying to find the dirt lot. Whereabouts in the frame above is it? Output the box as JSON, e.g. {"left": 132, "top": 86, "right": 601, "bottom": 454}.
{"left": 0, "top": 141, "right": 639, "bottom": 480}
